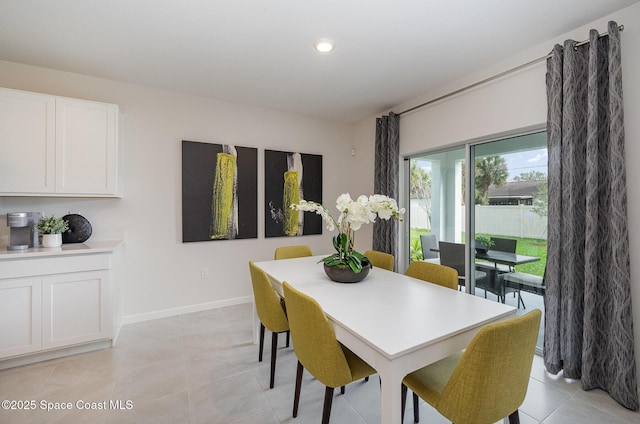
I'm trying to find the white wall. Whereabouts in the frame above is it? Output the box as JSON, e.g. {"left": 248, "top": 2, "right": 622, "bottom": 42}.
{"left": 0, "top": 60, "right": 360, "bottom": 322}
{"left": 353, "top": 2, "right": 640, "bottom": 402}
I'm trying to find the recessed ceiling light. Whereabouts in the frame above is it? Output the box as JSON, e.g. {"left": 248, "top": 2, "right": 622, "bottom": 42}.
{"left": 314, "top": 39, "right": 335, "bottom": 53}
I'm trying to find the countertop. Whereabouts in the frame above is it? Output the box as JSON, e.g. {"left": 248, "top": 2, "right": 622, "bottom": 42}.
{"left": 0, "top": 240, "right": 123, "bottom": 260}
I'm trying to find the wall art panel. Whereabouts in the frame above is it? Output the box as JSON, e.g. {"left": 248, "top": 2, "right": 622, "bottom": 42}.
{"left": 264, "top": 149, "right": 322, "bottom": 237}
{"left": 182, "top": 140, "right": 257, "bottom": 242}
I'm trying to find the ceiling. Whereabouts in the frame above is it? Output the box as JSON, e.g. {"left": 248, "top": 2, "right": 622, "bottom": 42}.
{"left": 1, "top": 0, "right": 638, "bottom": 123}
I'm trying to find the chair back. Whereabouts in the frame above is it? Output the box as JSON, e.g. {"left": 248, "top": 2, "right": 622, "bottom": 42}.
{"left": 420, "top": 234, "right": 439, "bottom": 259}
{"left": 364, "top": 250, "right": 394, "bottom": 271}
{"left": 248, "top": 262, "right": 289, "bottom": 333}
{"left": 438, "top": 241, "right": 465, "bottom": 277}
{"left": 274, "top": 245, "right": 313, "bottom": 260}
{"left": 490, "top": 237, "right": 517, "bottom": 253}
{"left": 405, "top": 261, "right": 458, "bottom": 290}
{"left": 437, "top": 309, "right": 542, "bottom": 424}
{"left": 283, "top": 282, "right": 353, "bottom": 388}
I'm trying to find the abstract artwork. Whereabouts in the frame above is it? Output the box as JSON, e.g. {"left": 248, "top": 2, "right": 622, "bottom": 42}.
{"left": 264, "top": 149, "right": 322, "bottom": 237}
{"left": 182, "top": 140, "right": 257, "bottom": 242}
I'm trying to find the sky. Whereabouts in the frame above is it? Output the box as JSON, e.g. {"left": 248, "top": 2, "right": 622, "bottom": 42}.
{"left": 416, "top": 147, "right": 548, "bottom": 182}
{"left": 502, "top": 148, "right": 548, "bottom": 181}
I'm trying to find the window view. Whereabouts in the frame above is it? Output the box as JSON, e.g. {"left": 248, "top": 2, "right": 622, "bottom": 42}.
{"left": 408, "top": 131, "right": 547, "bottom": 350}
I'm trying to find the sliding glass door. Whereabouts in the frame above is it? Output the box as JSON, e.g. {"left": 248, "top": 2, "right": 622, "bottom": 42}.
{"left": 406, "top": 130, "right": 548, "bottom": 350}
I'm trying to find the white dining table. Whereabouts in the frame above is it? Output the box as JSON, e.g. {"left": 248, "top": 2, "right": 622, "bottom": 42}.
{"left": 253, "top": 256, "right": 516, "bottom": 424}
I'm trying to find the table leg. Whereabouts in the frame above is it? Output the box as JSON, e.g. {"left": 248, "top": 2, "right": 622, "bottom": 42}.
{"left": 377, "top": 362, "right": 403, "bottom": 424}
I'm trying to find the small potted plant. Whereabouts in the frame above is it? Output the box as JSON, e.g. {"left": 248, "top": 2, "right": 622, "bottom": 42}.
{"left": 37, "top": 215, "right": 69, "bottom": 248}
{"left": 474, "top": 234, "right": 494, "bottom": 254}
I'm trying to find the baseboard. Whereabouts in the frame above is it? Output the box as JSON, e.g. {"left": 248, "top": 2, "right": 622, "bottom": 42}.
{"left": 121, "top": 296, "right": 253, "bottom": 325}
{"left": 0, "top": 340, "right": 112, "bottom": 370}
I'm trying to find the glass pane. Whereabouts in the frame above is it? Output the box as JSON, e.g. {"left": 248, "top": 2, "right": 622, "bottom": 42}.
{"left": 408, "top": 146, "right": 466, "bottom": 288}
{"left": 471, "top": 131, "right": 547, "bottom": 351}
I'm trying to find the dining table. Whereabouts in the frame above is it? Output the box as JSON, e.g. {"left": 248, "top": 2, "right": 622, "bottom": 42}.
{"left": 475, "top": 249, "right": 540, "bottom": 268}
{"left": 253, "top": 255, "right": 516, "bottom": 424}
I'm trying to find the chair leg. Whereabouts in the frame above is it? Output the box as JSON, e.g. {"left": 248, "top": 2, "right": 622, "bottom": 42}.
{"left": 269, "top": 332, "right": 278, "bottom": 389}
{"left": 401, "top": 384, "right": 407, "bottom": 423}
{"left": 413, "top": 392, "right": 419, "bottom": 422}
{"left": 518, "top": 291, "right": 526, "bottom": 309}
{"left": 293, "top": 361, "right": 304, "bottom": 418}
{"left": 286, "top": 330, "right": 290, "bottom": 347}
{"left": 322, "top": 386, "right": 334, "bottom": 424}
{"left": 508, "top": 410, "right": 520, "bottom": 424}
{"left": 258, "top": 323, "right": 265, "bottom": 362}
{"left": 340, "top": 385, "right": 345, "bottom": 394}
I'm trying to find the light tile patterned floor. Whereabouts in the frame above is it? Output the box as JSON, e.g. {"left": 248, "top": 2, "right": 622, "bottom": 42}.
{"left": 0, "top": 302, "right": 638, "bottom": 423}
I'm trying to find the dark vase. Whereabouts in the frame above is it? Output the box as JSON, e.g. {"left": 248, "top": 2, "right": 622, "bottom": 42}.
{"left": 323, "top": 262, "right": 371, "bottom": 283}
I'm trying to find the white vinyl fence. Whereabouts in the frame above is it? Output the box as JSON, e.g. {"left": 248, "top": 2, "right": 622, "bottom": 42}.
{"left": 410, "top": 200, "right": 547, "bottom": 240}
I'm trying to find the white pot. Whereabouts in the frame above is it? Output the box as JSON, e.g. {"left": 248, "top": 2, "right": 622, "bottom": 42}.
{"left": 42, "top": 233, "right": 62, "bottom": 248}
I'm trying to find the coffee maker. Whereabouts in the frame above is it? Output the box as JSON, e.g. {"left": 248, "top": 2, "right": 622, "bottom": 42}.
{"left": 6, "top": 212, "right": 40, "bottom": 250}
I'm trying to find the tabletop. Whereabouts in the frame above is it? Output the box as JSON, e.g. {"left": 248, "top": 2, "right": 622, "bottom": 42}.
{"left": 475, "top": 249, "right": 540, "bottom": 267}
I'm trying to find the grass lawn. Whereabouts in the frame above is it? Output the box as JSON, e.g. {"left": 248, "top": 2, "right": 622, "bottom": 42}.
{"left": 410, "top": 229, "right": 547, "bottom": 277}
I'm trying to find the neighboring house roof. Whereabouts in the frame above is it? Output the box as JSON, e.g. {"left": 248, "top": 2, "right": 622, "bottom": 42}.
{"left": 488, "top": 180, "right": 543, "bottom": 199}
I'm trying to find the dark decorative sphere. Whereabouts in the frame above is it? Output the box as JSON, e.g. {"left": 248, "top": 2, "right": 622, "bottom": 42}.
{"left": 62, "top": 214, "right": 92, "bottom": 243}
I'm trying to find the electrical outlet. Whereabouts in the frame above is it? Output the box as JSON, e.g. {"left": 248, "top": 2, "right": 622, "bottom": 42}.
{"left": 201, "top": 267, "right": 209, "bottom": 279}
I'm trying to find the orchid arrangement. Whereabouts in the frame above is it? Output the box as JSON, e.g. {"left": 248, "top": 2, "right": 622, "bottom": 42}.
{"left": 291, "top": 193, "right": 404, "bottom": 273}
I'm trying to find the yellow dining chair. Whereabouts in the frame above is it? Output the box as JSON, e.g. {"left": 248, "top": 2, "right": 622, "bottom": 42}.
{"left": 248, "top": 261, "right": 290, "bottom": 389}
{"left": 404, "top": 261, "right": 458, "bottom": 290}
{"left": 401, "top": 309, "right": 541, "bottom": 424}
{"left": 283, "top": 282, "right": 376, "bottom": 424}
{"left": 274, "top": 245, "right": 313, "bottom": 260}
{"left": 364, "top": 250, "right": 394, "bottom": 271}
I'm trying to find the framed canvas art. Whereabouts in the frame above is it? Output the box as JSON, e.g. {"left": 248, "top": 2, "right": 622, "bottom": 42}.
{"left": 264, "top": 149, "right": 322, "bottom": 237}
{"left": 182, "top": 140, "right": 257, "bottom": 242}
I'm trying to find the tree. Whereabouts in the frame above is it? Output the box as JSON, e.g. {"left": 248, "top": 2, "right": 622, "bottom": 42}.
{"left": 410, "top": 161, "right": 432, "bottom": 226}
{"left": 474, "top": 156, "right": 508, "bottom": 205}
{"left": 532, "top": 180, "right": 548, "bottom": 217}
{"left": 513, "top": 170, "right": 546, "bottom": 182}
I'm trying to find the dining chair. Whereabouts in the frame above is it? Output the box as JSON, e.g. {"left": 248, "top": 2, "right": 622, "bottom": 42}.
{"left": 283, "top": 281, "right": 376, "bottom": 424}
{"left": 489, "top": 236, "right": 517, "bottom": 272}
{"left": 476, "top": 236, "right": 519, "bottom": 302}
{"left": 420, "top": 234, "right": 439, "bottom": 260}
{"left": 404, "top": 261, "right": 458, "bottom": 290}
{"left": 438, "top": 241, "right": 487, "bottom": 291}
{"left": 364, "top": 250, "right": 394, "bottom": 271}
{"left": 248, "top": 261, "right": 290, "bottom": 389}
{"left": 401, "top": 309, "right": 541, "bottom": 424}
{"left": 274, "top": 245, "right": 313, "bottom": 260}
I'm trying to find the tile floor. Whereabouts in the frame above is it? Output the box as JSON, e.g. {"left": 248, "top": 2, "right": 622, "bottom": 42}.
{"left": 1, "top": 302, "right": 638, "bottom": 424}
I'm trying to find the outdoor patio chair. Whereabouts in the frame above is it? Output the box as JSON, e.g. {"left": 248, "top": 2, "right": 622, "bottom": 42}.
{"left": 438, "top": 241, "right": 487, "bottom": 291}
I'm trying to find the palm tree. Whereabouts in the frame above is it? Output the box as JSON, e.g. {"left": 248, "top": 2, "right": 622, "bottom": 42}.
{"left": 474, "top": 156, "right": 508, "bottom": 205}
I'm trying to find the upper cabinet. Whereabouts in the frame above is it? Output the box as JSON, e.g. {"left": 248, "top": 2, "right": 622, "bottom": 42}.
{"left": 0, "top": 87, "right": 120, "bottom": 197}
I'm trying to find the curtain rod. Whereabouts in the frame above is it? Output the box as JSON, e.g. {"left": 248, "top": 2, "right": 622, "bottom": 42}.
{"left": 397, "top": 24, "right": 624, "bottom": 116}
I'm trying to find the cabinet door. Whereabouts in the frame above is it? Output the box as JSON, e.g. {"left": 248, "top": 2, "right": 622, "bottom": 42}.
{"left": 0, "top": 88, "right": 56, "bottom": 193}
{"left": 42, "top": 271, "right": 110, "bottom": 349}
{"left": 0, "top": 278, "right": 42, "bottom": 358}
{"left": 55, "top": 97, "right": 119, "bottom": 195}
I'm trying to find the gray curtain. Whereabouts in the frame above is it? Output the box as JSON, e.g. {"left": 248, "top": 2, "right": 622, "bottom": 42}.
{"left": 545, "top": 21, "right": 638, "bottom": 410}
{"left": 373, "top": 112, "right": 399, "bottom": 258}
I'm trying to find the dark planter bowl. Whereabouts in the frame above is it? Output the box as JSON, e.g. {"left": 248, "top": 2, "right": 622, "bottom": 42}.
{"left": 323, "top": 262, "right": 371, "bottom": 283}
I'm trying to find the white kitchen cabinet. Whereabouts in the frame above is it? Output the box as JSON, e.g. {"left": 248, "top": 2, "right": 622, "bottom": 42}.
{"left": 0, "top": 241, "right": 122, "bottom": 367}
{"left": 0, "top": 278, "right": 42, "bottom": 358}
{"left": 0, "top": 87, "right": 120, "bottom": 197}
{"left": 42, "top": 271, "right": 110, "bottom": 349}
{"left": 0, "top": 89, "right": 56, "bottom": 193}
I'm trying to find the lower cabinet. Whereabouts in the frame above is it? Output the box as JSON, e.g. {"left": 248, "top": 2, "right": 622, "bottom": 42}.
{"left": 0, "top": 278, "right": 42, "bottom": 358}
{"left": 42, "top": 271, "right": 109, "bottom": 350}
{"left": 0, "top": 251, "right": 116, "bottom": 363}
